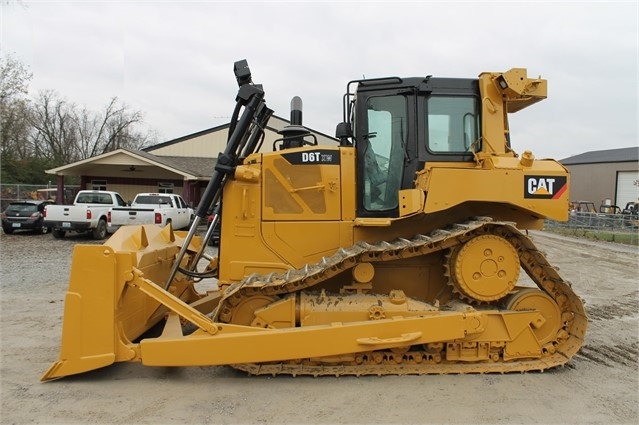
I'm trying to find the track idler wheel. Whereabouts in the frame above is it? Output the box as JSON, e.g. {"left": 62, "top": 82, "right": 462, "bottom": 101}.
{"left": 224, "top": 295, "right": 279, "bottom": 327}
{"left": 448, "top": 234, "right": 520, "bottom": 303}
{"left": 506, "top": 288, "right": 562, "bottom": 346}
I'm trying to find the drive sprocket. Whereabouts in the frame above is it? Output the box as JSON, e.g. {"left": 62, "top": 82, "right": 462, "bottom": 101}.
{"left": 446, "top": 234, "right": 520, "bottom": 303}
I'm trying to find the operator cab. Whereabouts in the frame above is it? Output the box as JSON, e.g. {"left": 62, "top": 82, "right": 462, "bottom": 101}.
{"left": 337, "top": 76, "right": 482, "bottom": 218}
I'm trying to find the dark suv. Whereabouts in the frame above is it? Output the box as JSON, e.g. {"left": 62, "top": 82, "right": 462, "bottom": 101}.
{"left": 2, "top": 200, "right": 55, "bottom": 234}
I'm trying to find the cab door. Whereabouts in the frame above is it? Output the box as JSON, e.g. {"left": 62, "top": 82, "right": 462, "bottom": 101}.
{"left": 356, "top": 92, "right": 418, "bottom": 218}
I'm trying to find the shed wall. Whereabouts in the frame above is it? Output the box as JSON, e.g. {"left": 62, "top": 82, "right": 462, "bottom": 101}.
{"left": 566, "top": 161, "right": 639, "bottom": 207}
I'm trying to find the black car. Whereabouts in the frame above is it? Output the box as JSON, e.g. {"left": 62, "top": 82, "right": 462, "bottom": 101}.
{"left": 2, "top": 200, "right": 55, "bottom": 234}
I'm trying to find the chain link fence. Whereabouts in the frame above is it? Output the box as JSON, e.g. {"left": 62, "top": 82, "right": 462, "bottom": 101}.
{"left": 545, "top": 211, "right": 639, "bottom": 245}
{"left": 0, "top": 183, "right": 80, "bottom": 211}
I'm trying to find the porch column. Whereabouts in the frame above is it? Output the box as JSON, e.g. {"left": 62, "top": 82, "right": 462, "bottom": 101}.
{"left": 182, "top": 180, "right": 192, "bottom": 205}
{"left": 55, "top": 176, "right": 65, "bottom": 204}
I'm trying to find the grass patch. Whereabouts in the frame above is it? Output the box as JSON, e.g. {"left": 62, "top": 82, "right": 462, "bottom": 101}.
{"left": 544, "top": 227, "right": 639, "bottom": 246}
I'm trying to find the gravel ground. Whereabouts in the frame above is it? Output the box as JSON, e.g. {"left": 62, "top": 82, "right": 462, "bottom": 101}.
{"left": 0, "top": 228, "right": 637, "bottom": 424}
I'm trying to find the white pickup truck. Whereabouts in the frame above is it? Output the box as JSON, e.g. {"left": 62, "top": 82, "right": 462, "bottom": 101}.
{"left": 108, "top": 193, "right": 194, "bottom": 231}
{"left": 44, "top": 190, "right": 127, "bottom": 239}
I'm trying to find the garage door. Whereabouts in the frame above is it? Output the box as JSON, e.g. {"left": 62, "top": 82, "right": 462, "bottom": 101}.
{"left": 616, "top": 170, "right": 639, "bottom": 207}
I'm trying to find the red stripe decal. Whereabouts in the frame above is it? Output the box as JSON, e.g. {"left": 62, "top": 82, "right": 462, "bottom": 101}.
{"left": 552, "top": 183, "right": 567, "bottom": 199}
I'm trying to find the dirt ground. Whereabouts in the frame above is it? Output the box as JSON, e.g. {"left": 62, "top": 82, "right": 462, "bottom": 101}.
{"left": 1, "top": 228, "right": 637, "bottom": 425}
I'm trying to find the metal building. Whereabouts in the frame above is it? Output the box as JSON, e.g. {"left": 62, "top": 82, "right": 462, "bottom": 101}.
{"left": 561, "top": 146, "right": 639, "bottom": 211}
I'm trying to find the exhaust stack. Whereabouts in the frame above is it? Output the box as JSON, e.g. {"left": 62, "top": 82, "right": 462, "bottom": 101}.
{"left": 276, "top": 96, "right": 316, "bottom": 149}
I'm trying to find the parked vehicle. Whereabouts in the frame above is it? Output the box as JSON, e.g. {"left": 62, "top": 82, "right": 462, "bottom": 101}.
{"left": 622, "top": 201, "right": 638, "bottom": 218}
{"left": 569, "top": 200, "right": 597, "bottom": 213}
{"left": 44, "top": 190, "right": 127, "bottom": 239}
{"left": 108, "top": 193, "right": 194, "bottom": 230}
{"left": 620, "top": 201, "right": 639, "bottom": 228}
{"left": 1, "top": 200, "right": 55, "bottom": 234}
{"left": 599, "top": 204, "right": 622, "bottom": 214}
{"left": 36, "top": 187, "right": 80, "bottom": 205}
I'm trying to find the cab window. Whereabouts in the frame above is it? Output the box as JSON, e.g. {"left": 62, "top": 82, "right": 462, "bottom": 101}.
{"left": 427, "top": 96, "right": 480, "bottom": 153}
{"left": 115, "top": 194, "right": 127, "bottom": 206}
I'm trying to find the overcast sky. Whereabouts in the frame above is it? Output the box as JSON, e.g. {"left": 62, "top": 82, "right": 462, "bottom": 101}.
{"left": 3, "top": 1, "right": 637, "bottom": 160}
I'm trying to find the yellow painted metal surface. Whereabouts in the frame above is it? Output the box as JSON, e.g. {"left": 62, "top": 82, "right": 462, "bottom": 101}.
{"left": 43, "top": 67, "right": 587, "bottom": 381}
{"left": 416, "top": 159, "right": 569, "bottom": 224}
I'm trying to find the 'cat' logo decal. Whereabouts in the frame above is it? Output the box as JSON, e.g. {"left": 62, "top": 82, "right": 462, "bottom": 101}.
{"left": 524, "top": 176, "right": 567, "bottom": 199}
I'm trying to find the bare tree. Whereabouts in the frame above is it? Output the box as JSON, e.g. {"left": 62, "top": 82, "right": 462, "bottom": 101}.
{"left": 0, "top": 97, "right": 32, "bottom": 161}
{"left": 76, "top": 97, "right": 147, "bottom": 158}
{"left": 1, "top": 55, "right": 158, "bottom": 183}
{"left": 0, "top": 55, "right": 31, "bottom": 101}
{"left": 30, "top": 91, "right": 156, "bottom": 163}
{"left": 29, "top": 90, "right": 79, "bottom": 163}
{"left": 0, "top": 55, "right": 33, "bottom": 161}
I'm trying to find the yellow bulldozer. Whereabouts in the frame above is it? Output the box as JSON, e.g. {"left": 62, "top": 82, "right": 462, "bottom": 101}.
{"left": 42, "top": 60, "right": 587, "bottom": 380}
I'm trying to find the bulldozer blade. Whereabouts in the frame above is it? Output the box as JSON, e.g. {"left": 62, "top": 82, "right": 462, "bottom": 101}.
{"left": 42, "top": 225, "right": 198, "bottom": 381}
{"left": 42, "top": 244, "right": 119, "bottom": 381}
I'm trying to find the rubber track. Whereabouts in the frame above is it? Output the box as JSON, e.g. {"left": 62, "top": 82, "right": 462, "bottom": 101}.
{"left": 214, "top": 217, "right": 588, "bottom": 376}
